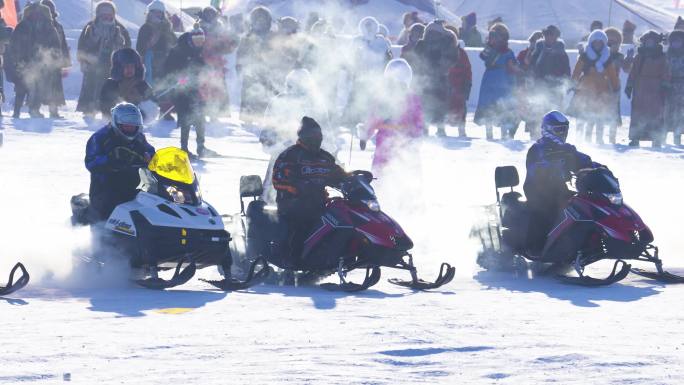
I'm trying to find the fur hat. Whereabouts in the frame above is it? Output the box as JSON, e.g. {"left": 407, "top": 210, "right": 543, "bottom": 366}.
{"left": 604, "top": 27, "right": 623, "bottom": 46}
{"left": 542, "top": 24, "right": 560, "bottom": 37}
{"left": 147, "top": 0, "right": 165, "bottom": 13}
{"left": 640, "top": 30, "right": 664, "bottom": 44}
{"left": 623, "top": 20, "right": 637, "bottom": 32}
{"left": 96, "top": 1, "right": 116, "bottom": 16}
{"left": 489, "top": 22, "right": 510, "bottom": 42}
{"left": 110, "top": 48, "right": 144, "bottom": 80}
{"left": 676, "top": 16, "right": 684, "bottom": 31}
{"left": 40, "top": 0, "right": 57, "bottom": 19}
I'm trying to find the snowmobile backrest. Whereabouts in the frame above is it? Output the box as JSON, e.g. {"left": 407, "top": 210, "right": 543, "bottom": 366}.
{"left": 495, "top": 166, "right": 519, "bottom": 189}
{"left": 240, "top": 175, "right": 264, "bottom": 198}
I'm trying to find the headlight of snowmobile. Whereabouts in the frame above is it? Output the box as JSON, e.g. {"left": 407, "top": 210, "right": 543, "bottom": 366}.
{"left": 603, "top": 192, "right": 623, "bottom": 205}
{"left": 362, "top": 199, "right": 380, "bottom": 212}
{"left": 166, "top": 185, "right": 186, "bottom": 204}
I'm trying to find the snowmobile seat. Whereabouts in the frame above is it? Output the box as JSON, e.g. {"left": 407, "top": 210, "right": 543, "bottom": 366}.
{"left": 244, "top": 199, "right": 290, "bottom": 268}
{"left": 240, "top": 175, "right": 264, "bottom": 214}
{"left": 495, "top": 166, "right": 519, "bottom": 189}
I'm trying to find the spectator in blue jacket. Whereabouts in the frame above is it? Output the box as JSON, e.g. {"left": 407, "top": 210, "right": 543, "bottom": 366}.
{"left": 85, "top": 103, "right": 155, "bottom": 222}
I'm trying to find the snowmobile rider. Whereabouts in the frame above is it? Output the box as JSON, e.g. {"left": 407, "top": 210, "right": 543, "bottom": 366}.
{"left": 523, "top": 110, "right": 602, "bottom": 250}
{"left": 272, "top": 116, "right": 348, "bottom": 264}
{"left": 85, "top": 102, "right": 155, "bottom": 222}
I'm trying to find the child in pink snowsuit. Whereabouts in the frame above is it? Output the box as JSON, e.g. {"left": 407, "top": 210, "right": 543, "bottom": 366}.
{"left": 363, "top": 59, "right": 424, "bottom": 174}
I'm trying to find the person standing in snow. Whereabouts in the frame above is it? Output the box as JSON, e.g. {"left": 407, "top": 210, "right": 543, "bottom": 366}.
{"left": 474, "top": 23, "right": 519, "bottom": 140}
{"left": 345, "top": 16, "right": 392, "bottom": 127}
{"left": 625, "top": 31, "right": 670, "bottom": 147}
{"left": 400, "top": 23, "right": 425, "bottom": 71}
{"left": 40, "top": 0, "right": 69, "bottom": 119}
{"left": 396, "top": 11, "right": 423, "bottom": 46}
{"left": 622, "top": 20, "right": 637, "bottom": 45}
{"left": 6, "top": 2, "right": 61, "bottom": 118}
{"left": 77, "top": 1, "right": 131, "bottom": 121}
{"left": 361, "top": 58, "right": 424, "bottom": 175}
{"left": 528, "top": 25, "right": 571, "bottom": 139}
{"left": 237, "top": 6, "right": 276, "bottom": 121}
{"left": 136, "top": 1, "right": 176, "bottom": 99}
{"left": 516, "top": 31, "right": 543, "bottom": 139}
{"left": 271, "top": 16, "right": 304, "bottom": 92}
{"left": 604, "top": 27, "right": 634, "bottom": 144}
{"left": 198, "top": 6, "right": 235, "bottom": 120}
{"left": 99, "top": 48, "right": 153, "bottom": 120}
{"left": 444, "top": 25, "right": 472, "bottom": 137}
{"left": 582, "top": 20, "right": 604, "bottom": 42}
{"left": 164, "top": 26, "right": 216, "bottom": 158}
{"left": 568, "top": 29, "right": 620, "bottom": 144}
{"left": 459, "top": 12, "right": 483, "bottom": 48}
{"left": 0, "top": 2, "right": 13, "bottom": 117}
{"left": 664, "top": 30, "right": 684, "bottom": 146}
{"left": 413, "top": 20, "right": 457, "bottom": 137}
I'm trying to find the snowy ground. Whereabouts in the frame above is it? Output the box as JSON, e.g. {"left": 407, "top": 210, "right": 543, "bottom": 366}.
{"left": 2, "top": 105, "right": 684, "bottom": 384}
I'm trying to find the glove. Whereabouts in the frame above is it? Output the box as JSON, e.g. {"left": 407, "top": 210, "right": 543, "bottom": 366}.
{"left": 109, "top": 146, "right": 145, "bottom": 168}
{"left": 624, "top": 85, "right": 633, "bottom": 99}
{"left": 360, "top": 140, "right": 367, "bottom": 151}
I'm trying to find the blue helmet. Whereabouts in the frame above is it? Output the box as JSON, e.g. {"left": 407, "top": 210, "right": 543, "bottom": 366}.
{"left": 541, "top": 110, "right": 570, "bottom": 143}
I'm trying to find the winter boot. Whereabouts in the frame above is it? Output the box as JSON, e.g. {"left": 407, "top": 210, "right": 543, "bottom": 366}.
{"left": 486, "top": 126, "right": 493, "bottom": 140}
{"left": 609, "top": 126, "right": 617, "bottom": 144}
{"left": 628, "top": 140, "right": 639, "bottom": 147}
{"left": 29, "top": 109, "right": 44, "bottom": 119}
{"left": 49, "top": 106, "right": 63, "bottom": 119}
{"left": 198, "top": 146, "right": 219, "bottom": 158}
{"left": 596, "top": 126, "right": 605, "bottom": 145}
{"left": 675, "top": 134, "right": 682, "bottom": 146}
{"left": 436, "top": 126, "right": 447, "bottom": 137}
{"left": 458, "top": 126, "right": 467, "bottom": 138}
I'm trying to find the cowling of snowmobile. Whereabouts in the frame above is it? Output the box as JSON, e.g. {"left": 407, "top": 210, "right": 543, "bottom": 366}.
{"left": 475, "top": 165, "right": 684, "bottom": 286}
{"left": 103, "top": 147, "right": 229, "bottom": 268}
{"left": 235, "top": 172, "right": 453, "bottom": 291}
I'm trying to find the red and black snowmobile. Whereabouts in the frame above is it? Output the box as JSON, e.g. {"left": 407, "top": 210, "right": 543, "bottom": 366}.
{"left": 0, "top": 262, "right": 29, "bottom": 296}
{"left": 229, "top": 171, "right": 455, "bottom": 292}
{"left": 473, "top": 166, "right": 684, "bottom": 286}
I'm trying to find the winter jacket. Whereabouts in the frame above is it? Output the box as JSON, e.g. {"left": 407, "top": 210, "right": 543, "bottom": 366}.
{"left": 414, "top": 30, "right": 459, "bottom": 122}
{"left": 136, "top": 19, "right": 177, "bottom": 86}
{"left": 99, "top": 48, "right": 153, "bottom": 117}
{"left": 627, "top": 46, "right": 670, "bottom": 140}
{"left": 77, "top": 19, "right": 131, "bottom": 113}
{"left": 364, "top": 93, "right": 424, "bottom": 172}
{"left": 237, "top": 31, "right": 277, "bottom": 113}
{"left": 272, "top": 142, "right": 346, "bottom": 217}
{"left": 7, "top": 4, "right": 62, "bottom": 107}
{"left": 85, "top": 124, "right": 155, "bottom": 221}
{"left": 460, "top": 26, "right": 483, "bottom": 48}
{"left": 523, "top": 137, "right": 596, "bottom": 213}
{"left": 568, "top": 54, "right": 620, "bottom": 122}
{"left": 530, "top": 40, "right": 571, "bottom": 85}
{"left": 164, "top": 32, "right": 206, "bottom": 115}
{"left": 447, "top": 47, "right": 472, "bottom": 125}
{"left": 665, "top": 48, "right": 684, "bottom": 130}
{"left": 474, "top": 46, "right": 517, "bottom": 127}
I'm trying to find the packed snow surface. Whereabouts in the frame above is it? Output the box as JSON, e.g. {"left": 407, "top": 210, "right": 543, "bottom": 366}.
{"left": 1, "top": 107, "right": 684, "bottom": 384}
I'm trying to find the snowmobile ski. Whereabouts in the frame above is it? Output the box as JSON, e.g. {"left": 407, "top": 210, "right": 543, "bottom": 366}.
{"left": 0, "top": 262, "right": 30, "bottom": 296}
{"left": 558, "top": 259, "right": 631, "bottom": 287}
{"left": 201, "top": 258, "right": 273, "bottom": 291}
{"left": 135, "top": 260, "right": 197, "bottom": 290}
{"left": 320, "top": 266, "right": 382, "bottom": 292}
{"left": 388, "top": 262, "right": 456, "bottom": 290}
{"left": 630, "top": 268, "right": 684, "bottom": 283}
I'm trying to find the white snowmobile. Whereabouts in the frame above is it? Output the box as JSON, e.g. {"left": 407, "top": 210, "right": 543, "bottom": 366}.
{"left": 71, "top": 147, "right": 271, "bottom": 290}
{"left": 0, "top": 262, "right": 29, "bottom": 296}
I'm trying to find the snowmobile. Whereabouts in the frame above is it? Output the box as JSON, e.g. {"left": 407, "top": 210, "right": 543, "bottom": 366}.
{"left": 71, "top": 147, "right": 271, "bottom": 290}
{"left": 473, "top": 165, "right": 684, "bottom": 286}
{"left": 0, "top": 262, "right": 29, "bottom": 296}
{"left": 230, "top": 171, "right": 455, "bottom": 292}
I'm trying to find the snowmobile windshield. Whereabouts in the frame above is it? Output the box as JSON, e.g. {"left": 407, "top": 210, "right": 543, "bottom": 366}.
{"left": 148, "top": 147, "right": 196, "bottom": 185}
